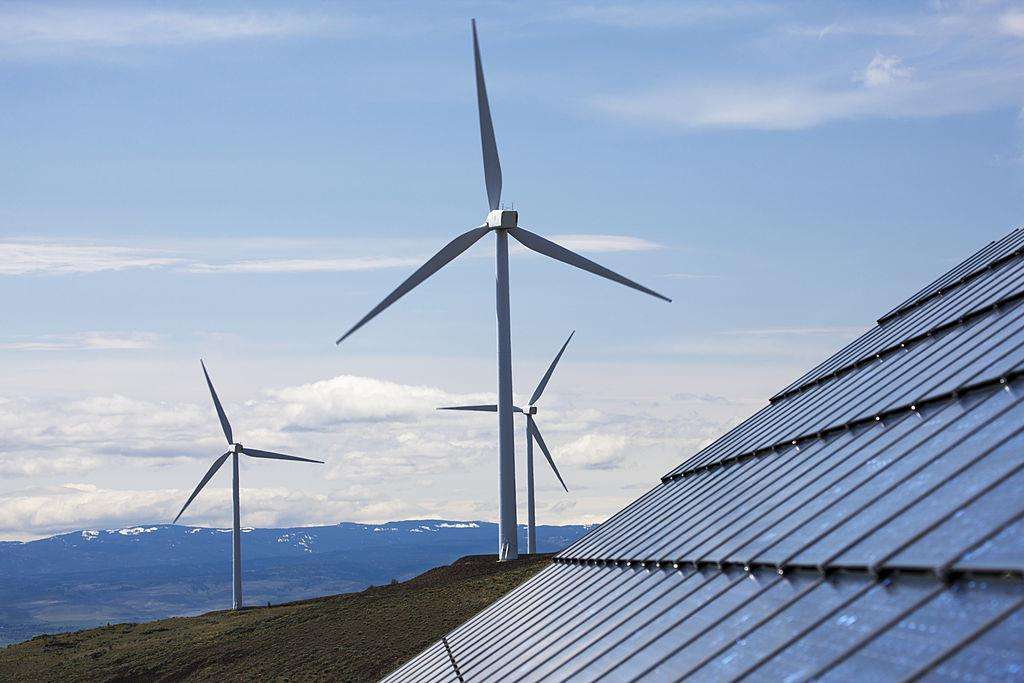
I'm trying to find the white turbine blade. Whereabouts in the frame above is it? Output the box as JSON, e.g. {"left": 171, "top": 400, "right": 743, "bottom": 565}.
{"left": 529, "top": 418, "right": 568, "bottom": 493}
{"left": 173, "top": 451, "right": 230, "bottom": 524}
{"left": 438, "top": 404, "right": 498, "bottom": 412}
{"left": 200, "top": 360, "right": 233, "bottom": 445}
{"left": 508, "top": 227, "right": 672, "bottom": 303}
{"left": 472, "top": 19, "right": 502, "bottom": 211}
{"left": 529, "top": 330, "right": 575, "bottom": 406}
{"left": 336, "top": 225, "right": 493, "bottom": 344}
{"left": 242, "top": 447, "right": 323, "bottom": 464}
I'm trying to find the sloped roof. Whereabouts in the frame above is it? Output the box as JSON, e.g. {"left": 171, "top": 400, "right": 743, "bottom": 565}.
{"left": 384, "top": 228, "right": 1024, "bottom": 682}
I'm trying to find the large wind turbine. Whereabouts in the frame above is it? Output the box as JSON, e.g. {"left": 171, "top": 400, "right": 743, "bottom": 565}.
{"left": 335, "top": 20, "right": 670, "bottom": 561}
{"left": 173, "top": 360, "right": 323, "bottom": 610}
{"left": 439, "top": 331, "right": 575, "bottom": 554}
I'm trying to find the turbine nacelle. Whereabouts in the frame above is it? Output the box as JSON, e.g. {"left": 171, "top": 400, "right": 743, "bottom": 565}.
{"left": 486, "top": 209, "right": 518, "bottom": 229}
{"left": 230, "top": 443, "right": 243, "bottom": 454}
{"left": 525, "top": 405, "right": 538, "bottom": 415}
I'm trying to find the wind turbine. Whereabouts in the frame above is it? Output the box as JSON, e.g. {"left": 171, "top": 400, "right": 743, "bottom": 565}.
{"left": 172, "top": 360, "right": 323, "bottom": 610}
{"left": 335, "top": 20, "right": 670, "bottom": 561}
{"left": 439, "top": 330, "right": 575, "bottom": 554}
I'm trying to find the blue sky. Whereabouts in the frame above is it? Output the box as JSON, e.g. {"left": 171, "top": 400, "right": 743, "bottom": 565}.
{"left": 1, "top": 1, "right": 1022, "bottom": 540}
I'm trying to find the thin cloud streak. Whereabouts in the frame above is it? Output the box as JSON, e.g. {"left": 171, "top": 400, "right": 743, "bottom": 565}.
{"left": 721, "top": 326, "right": 863, "bottom": 336}
{"left": 663, "top": 272, "right": 719, "bottom": 280}
{"left": 0, "top": 7, "right": 343, "bottom": 56}
{"left": 593, "top": 68, "right": 1023, "bottom": 130}
{"left": 508, "top": 234, "right": 663, "bottom": 256}
{"left": 187, "top": 256, "right": 423, "bottom": 274}
{"left": 4, "top": 236, "right": 664, "bottom": 276}
{"left": 545, "top": 234, "right": 663, "bottom": 253}
{"left": 0, "top": 242, "right": 180, "bottom": 275}
{"left": 0, "top": 332, "right": 160, "bottom": 352}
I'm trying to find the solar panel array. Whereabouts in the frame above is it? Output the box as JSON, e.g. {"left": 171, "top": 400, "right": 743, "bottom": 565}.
{"left": 384, "top": 228, "right": 1024, "bottom": 682}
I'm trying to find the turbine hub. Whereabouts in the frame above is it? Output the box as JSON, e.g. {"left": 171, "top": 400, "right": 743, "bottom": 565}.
{"left": 230, "top": 443, "right": 243, "bottom": 454}
{"left": 486, "top": 209, "right": 518, "bottom": 229}
{"left": 526, "top": 405, "right": 538, "bottom": 415}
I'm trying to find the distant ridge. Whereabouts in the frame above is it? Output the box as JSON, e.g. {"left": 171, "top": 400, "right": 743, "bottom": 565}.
{"left": 0, "top": 519, "right": 588, "bottom": 646}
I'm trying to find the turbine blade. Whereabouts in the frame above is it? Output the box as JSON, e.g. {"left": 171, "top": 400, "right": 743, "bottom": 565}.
{"left": 173, "top": 451, "right": 231, "bottom": 524}
{"left": 336, "top": 226, "right": 493, "bottom": 344}
{"left": 242, "top": 447, "right": 323, "bottom": 464}
{"left": 201, "top": 360, "right": 233, "bottom": 445}
{"left": 529, "top": 330, "right": 575, "bottom": 406}
{"left": 438, "top": 404, "right": 498, "bottom": 412}
{"left": 472, "top": 19, "right": 502, "bottom": 211}
{"left": 529, "top": 418, "right": 568, "bottom": 493}
{"left": 508, "top": 227, "right": 672, "bottom": 303}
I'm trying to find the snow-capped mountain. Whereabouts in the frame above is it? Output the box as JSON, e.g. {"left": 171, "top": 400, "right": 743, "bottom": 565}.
{"left": 0, "top": 520, "right": 589, "bottom": 646}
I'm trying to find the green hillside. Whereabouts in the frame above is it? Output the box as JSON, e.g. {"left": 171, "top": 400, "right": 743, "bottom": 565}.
{"left": 0, "top": 554, "right": 551, "bottom": 682}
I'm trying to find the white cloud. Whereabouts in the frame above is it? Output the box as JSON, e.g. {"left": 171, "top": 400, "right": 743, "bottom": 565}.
{"left": 558, "top": 433, "right": 632, "bottom": 469}
{"left": 998, "top": 11, "right": 1024, "bottom": 36}
{"left": 859, "top": 52, "right": 913, "bottom": 87}
{"left": 541, "top": 234, "right": 663, "bottom": 253}
{"left": 0, "top": 483, "right": 180, "bottom": 538}
{"left": 593, "top": 65, "right": 1021, "bottom": 131}
{"left": 265, "top": 374, "right": 488, "bottom": 427}
{"left": 0, "top": 393, "right": 209, "bottom": 467}
{"left": 0, "top": 374, "right": 496, "bottom": 493}
{"left": 0, "top": 331, "right": 159, "bottom": 351}
{"left": 0, "top": 7, "right": 340, "bottom": 57}
{"left": 186, "top": 256, "right": 422, "bottom": 274}
{"left": 0, "top": 241, "right": 179, "bottom": 275}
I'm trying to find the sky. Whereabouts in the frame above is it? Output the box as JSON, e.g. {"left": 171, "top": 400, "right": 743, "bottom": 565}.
{"left": 1, "top": 1, "right": 1022, "bottom": 541}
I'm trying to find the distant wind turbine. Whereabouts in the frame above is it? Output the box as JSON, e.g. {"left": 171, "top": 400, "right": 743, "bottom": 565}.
{"left": 172, "top": 360, "right": 323, "bottom": 610}
{"left": 439, "top": 331, "right": 575, "bottom": 554}
{"left": 335, "top": 20, "right": 670, "bottom": 561}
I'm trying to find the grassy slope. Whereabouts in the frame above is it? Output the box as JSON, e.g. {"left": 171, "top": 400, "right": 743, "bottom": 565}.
{"left": 0, "top": 554, "right": 551, "bottom": 682}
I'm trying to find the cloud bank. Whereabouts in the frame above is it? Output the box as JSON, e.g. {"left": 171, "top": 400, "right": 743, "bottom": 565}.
{"left": 0, "top": 371, "right": 726, "bottom": 539}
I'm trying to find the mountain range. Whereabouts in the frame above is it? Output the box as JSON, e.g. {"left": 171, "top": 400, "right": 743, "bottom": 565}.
{"left": 0, "top": 519, "right": 589, "bottom": 646}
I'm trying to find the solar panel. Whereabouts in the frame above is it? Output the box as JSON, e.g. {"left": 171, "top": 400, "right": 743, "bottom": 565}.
{"left": 383, "top": 227, "right": 1024, "bottom": 681}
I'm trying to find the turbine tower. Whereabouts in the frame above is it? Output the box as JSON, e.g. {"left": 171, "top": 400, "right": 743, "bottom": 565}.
{"left": 440, "top": 331, "right": 575, "bottom": 554}
{"left": 173, "top": 360, "right": 323, "bottom": 610}
{"left": 335, "top": 20, "right": 670, "bottom": 561}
